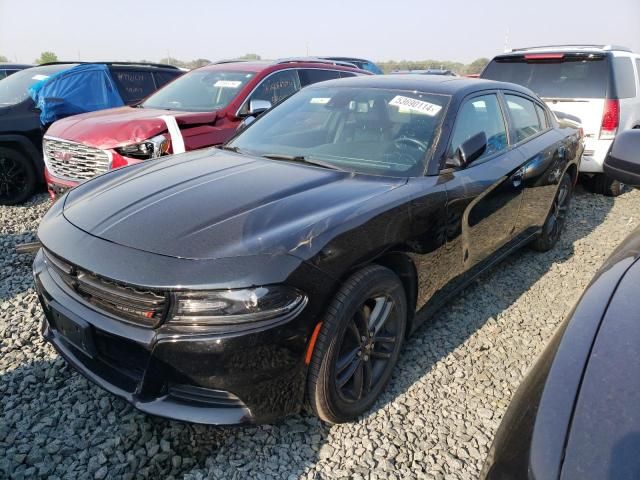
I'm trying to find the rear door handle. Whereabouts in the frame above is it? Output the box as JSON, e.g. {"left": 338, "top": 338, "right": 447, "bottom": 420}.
{"left": 512, "top": 167, "right": 525, "bottom": 188}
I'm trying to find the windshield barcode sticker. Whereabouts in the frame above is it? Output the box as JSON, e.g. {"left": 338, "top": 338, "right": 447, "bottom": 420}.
{"left": 389, "top": 95, "right": 442, "bottom": 116}
{"left": 310, "top": 97, "right": 331, "bottom": 104}
{"left": 214, "top": 80, "right": 242, "bottom": 88}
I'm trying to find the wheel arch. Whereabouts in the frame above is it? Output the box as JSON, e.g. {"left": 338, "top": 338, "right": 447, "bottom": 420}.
{"left": 371, "top": 251, "right": 419, "bottom": 331}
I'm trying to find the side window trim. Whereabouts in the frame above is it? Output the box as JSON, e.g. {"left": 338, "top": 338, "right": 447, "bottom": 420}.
{"left": 441, "top": 90, "right": 510, "bottom": 170}
{"left": 501, "top": 91, "right": 548, "bottom": 146}
{"left": 235, "top": 68, "right": 302, "bottom": 117}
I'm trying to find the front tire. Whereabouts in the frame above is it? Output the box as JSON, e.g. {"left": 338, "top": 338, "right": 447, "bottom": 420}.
{"left": 530, "top": 172, "right": 573, "bottom": 252}
{"left": 307, "top": 265, "right": 407, "bottom": 424}
{"left": 0, "top": 147, "right": 37, "bottom": 205}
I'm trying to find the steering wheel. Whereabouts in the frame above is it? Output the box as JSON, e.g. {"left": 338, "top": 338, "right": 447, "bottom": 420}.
{"left": 394, "top": 136, "right": 429, "bottom": 153}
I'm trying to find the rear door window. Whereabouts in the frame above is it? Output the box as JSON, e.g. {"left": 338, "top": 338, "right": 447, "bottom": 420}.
{"left": 339, "top": 71, "right": 357, "bottom": 78}
{"left": 505, "top": 94, "right": 543, "bottom": 142}
{"left": 449, "top": 94, "right": 508, "bottom": 161}
{"left": 535, "top": 103, "right": 549, "bottom": 129}
{"left": 482, "top": 56, "right": 608, "bottom": 99}
{"left": 153, "top": 71, "right": 181, "bottom": 89}
{"left": 111, "top": 69, "right": 156, "bottom": 103}
{"left": 298, "top": 69, "right": 341, "bottom": 87}
{"left": 612, "top": 57, "right": 637, "bottom": 99}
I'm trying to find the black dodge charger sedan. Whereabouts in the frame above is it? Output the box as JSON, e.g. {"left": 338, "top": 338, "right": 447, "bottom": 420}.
{"left": 34, "top": 75, "right": 582, "bottom": 425}
{"left": 482, "top": 129, "right": 640, "bottom": 480}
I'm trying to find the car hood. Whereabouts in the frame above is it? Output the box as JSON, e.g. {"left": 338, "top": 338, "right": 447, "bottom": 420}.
{"left": 62, "top": 150, "right": 406, "bottom": 260}
{"left": 46, "top": 106, "right": 220, "bottom": 150}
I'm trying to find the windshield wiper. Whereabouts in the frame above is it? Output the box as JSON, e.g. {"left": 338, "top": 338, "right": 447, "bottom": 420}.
{"left": 217, "top": 145, "right": 241, "bottom": 153}
{"left": 261, "top": 154, "right": 343, "bottom": 171}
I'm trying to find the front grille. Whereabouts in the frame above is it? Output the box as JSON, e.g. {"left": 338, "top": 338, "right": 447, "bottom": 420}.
{"left": 44, "top": 249, "right": 167, "bottom": 327}
{"left": 43, "top": 137, "right": 111, "bottom": 182}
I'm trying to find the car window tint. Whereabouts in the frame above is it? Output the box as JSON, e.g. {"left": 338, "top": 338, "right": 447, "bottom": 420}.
{"left": 505, "top": 94, "right": 543, "bottom": 142}
{"left": 613, "top": 57, "right": 636, "bottom": 99}
{"left": 535, "top": 103, "right": 548, "bottom": 129}
{"left": 0, "top": 71, "right": 6, "bottom": 80}
{"left": 298, "top": 69, "right": 341, "bottom": 87}
{"left": 153, "top": 71, "right": 181, "bottom": 89}
{"left": 111, "top": 69, "right": 156, "bottom": 103}
{"left": 339, "top": 71, "right": 356, "bottom": 78}
{"left": 449, "top": 94, "right": 508, "bottom": 160}
{"left": 636, "top": 59, "right": 640, "bottom": 90}
{"left": 249, "top": 70, "right": 300, "bottom": 107}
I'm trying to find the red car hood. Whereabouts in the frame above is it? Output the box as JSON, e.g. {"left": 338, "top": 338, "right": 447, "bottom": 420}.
{"left": 46, "top": 106, "right": 219, "bottom": 150}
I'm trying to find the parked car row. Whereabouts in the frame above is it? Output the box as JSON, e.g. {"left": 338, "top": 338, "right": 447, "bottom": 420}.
{"left": 0, "top": 58, "right": 370, "bottom": 205}
{"left": 4, "top": 43, "right": 640, "bottom": 478}
{"left": 0, "top": 61, "right": 183, "bottom": 204}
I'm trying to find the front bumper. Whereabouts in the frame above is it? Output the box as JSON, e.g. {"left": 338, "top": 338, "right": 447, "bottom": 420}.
{"left": 33, "top": 250, "right": 310, "bottom": 425}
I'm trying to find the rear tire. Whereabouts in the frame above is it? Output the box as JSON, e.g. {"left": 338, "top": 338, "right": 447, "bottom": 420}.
{"left": 530, "top": 172, "right": 573, "bottom": 252}
{"left": 307, "top": 265, "right": 407, "bottom": 424}
{"left": 0, "top": 147, "right": 37, "bottom": 205}
{"left": 592, "top": 173, "right": 624, "bottom": 197}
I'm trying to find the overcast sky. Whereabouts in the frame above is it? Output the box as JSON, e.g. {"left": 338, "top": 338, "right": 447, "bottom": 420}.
{"left": 1, "top": 0, "right": 639, "bottom": 64}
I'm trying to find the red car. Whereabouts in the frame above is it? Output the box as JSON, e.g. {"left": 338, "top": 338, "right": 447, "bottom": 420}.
{"left": 43, "top": 59, "right": 369, "bottom": 198}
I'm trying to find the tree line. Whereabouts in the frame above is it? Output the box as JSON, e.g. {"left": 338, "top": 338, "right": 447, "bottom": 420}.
{"left": 2, "top": 52, "right": 489, "bottom": 75}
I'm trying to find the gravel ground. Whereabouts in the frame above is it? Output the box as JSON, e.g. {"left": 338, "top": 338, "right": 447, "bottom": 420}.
{"left": 1, "top": 187, "right": 639, "bottom": 480}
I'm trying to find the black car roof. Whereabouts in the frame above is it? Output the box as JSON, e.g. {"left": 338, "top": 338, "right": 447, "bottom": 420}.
{"left": 0, "top": 63, "right": 33, "bottom": 69}
{"left": 311, "top": 74, "right": 535, "bottom": 97}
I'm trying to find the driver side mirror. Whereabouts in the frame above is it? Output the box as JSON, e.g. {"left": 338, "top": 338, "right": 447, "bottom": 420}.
{"left": 446, "top": 131, "right": 487, "bottom": 169}
{"left": 248, "top": 99, "right": 272, "bottom": 116}
{"left": 603, "top": 129, "right": 640, "bottom": 188}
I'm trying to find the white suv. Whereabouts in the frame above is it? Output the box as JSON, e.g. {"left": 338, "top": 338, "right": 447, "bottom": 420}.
{"left": 481, "top": 44, "right": 640, "bottom": 195}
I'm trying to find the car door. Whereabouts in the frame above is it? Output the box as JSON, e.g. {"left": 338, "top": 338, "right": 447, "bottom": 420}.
{"left": 409, "top": 92, "right": 525, "bottom": 316}
{"left": 442, "top": 92, "right": 525, "bottom": 271}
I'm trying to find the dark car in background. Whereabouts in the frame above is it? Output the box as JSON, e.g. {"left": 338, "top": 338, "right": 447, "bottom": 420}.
{"left": 34, "top": 75, "right": 581, "bottom": 425}
{"left": 320, "top": 57, "right": 384, "bottom": 74}
{"left": 0, "top": 62, "right": 182, "bottom": 205}
{"left": 42, "top": 58, "right": 369, "bottom": 199}
{"left": 482, "top": 130, "right": 640, "bottom": 480}
{"left": 0, "top": 63, "right": 32, "bottom": 79}
{"left": 481, "top": 44, "right": 640, "bottom": 196}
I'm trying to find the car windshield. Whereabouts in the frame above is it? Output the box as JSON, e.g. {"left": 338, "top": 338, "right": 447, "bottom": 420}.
{"left": 141, "top": 69, "right": 255, "bottom": 111}
{"left": 228, "top": 86, "right": 449, "bottom": 177}
{"left": 482, "top": 56, "right": 608, "bottom": 99}
{"left": 0, "top": 65, "right": 71, "bottom": 106}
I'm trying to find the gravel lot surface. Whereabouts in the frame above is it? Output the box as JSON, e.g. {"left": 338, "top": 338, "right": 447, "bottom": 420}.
{"left": 2, "top": 188, "right": 639, "bottom": 479}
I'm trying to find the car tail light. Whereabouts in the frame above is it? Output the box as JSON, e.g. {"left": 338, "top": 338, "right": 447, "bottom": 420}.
{"left": 600, "top": 99, "right": 620, "bottom": 140}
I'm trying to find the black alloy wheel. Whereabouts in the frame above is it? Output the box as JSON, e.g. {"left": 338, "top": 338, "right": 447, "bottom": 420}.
{"left": 307, "top": 265, "right": 407, "bottom": 424}
{"left": 0, "top": 147, "right": 36, "bottom": 205}
{"left": 531, "top": 172, "right": 573, "bottom": 252}
{"left": 335, "top": 295, "right": 400, "bottom": 403}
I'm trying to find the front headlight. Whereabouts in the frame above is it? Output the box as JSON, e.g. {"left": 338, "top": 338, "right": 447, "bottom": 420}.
{"left": 116, "top": 134, "right": 169, "bottom": 160}
{"left": 170, "top": 286, "right": 307, "bottom": 326}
